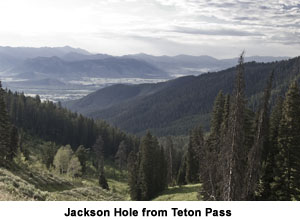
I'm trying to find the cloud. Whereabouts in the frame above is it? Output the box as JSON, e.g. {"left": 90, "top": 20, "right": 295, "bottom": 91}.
{"left": 171, "top": 26, "right": 264, "bottom": 36}
{"left": 0, "top": 0, "right": 299, "bottom": 57}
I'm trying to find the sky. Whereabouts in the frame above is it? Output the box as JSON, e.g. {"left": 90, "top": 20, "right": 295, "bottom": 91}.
{"left": 0, "top": 0, "right": 299, "bottom": 58}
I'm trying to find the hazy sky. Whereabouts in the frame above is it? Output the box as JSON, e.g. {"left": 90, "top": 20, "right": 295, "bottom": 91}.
{"left": 0, "top": 0, "right": 299, "bottom": 58}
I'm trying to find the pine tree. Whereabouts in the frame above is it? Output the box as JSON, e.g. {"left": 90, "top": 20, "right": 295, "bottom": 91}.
{"left": 115, "top": 141, "right": 127, "bottom": 171}
{"left": 276, "top": 81, "right": 300, "bottom": 200}
{"left": 165, "top": 136, "right": 174, "bottom": 185}
{"left": 260, "top": 96, "right": 283, "bottom": 200}
{"left": 210, "top": 91, "right": 225, "bottom": 135}
{"left": 8, "top": 125, "right": 18, "bottom": 161}
{"left": 220, "top": 94, "right": 230, "bottom": 136}
{"left": 177, "top": 153, "right": 187, "bottom": 186}
{"left": 202, "top": 91, "right": 225, "bottom": 200}
{"left": 0, "top": 81, "right": 10, "bottom": 165}
{"left": 93, "top": 135, "right": 109, "bottom": 190}
{"left": 75, "top": 145, "right": 89, "bottom": 174}
{"left": 157, "top": 146, "right": 167, "bottom": 191}
{"left": 139, "top": 132, "right": 156, "bottom": 200}
{"left": 127, "top": 151, "right": 140, "bottom": 200}
{"left": 40, "top": 142, "right": 59, "bottom": 169}
{"left": 244, "top": 71, "right": 273, "bottom": 199}
{"left": 186, "top": 126, "right": 204, "bottom": 184}
{"left": 93, "top": 136, "right": 104, "bottom": 172}
{"left": 222, "top": 52, "right": 247, "bottom": 201}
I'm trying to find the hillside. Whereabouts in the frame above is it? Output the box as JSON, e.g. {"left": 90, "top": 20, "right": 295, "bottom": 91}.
{"left": 0, "top": 162, "right": 128, "bottom": 201}
{"left": 66, "top": 57, "right": 300, "bottom": 135}
{"left": 124, "top": 53, "right": 289, "bottom": 76}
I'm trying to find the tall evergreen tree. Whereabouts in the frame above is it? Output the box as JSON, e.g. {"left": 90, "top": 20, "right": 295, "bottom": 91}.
{"left": 8, "top": 125, "right": 18, "bottom": 161}
{"left": 244, "top": 71, "right": 273, "bottom": 199}
{"left": 203, "top": 91, "right": 225, "bottom": 200}
{"left": 0, "top": 81, "right": 10, "bottom": 165}
{"left": 276, "top": 81, "right": 300, "bottom": 200}
{"left": 115, "top": 141, "right": 127, "bottom": 171}
{"left": 139, "top": 132, "right": 157, "bottom": 200}
{"left": 127, "top": 151, "right": 140, "bottom": 200}
{"left": 165, "top": 136, "right": 174, "bottom": 185}
{"left": 260, "top": 96, "right": 283, "bottom": 200}
{"left": 75, "top": 145, "right": 89, "bottom": 174}
{"left": 93, "top": 135, "right": 109, "bottom": 190}
{"left": 222, "top": 52, "right": 247, "bottom": 201}
{"left": 137, "top": 132, "right": 167, "bottom": 200}
{"left": 186, "top": 126, "right": 204, "bottom": 184}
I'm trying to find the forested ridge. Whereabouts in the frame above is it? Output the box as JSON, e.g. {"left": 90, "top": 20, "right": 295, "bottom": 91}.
{"left": 179, "top": 54, "right": 300, "bottom": 200}
{"left": 66, "top": 56, "right": 300, "bottom": 136}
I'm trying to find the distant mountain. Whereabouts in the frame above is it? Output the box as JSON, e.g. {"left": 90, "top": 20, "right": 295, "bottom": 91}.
{"left": 0, "top": 52, "right": 22, "bottom": 71}
{"left": 123, "top": 54, "right": 289, "bottom": 76}
{"left": 61, "top": 52, "right": 112, "bottom": 62}
{"left": 9, "top": 56, "right": 169, "bottom": 79}
{"left": 65, "top": 57, "right": 300, "bottom": 136}
{"left": 0, "top": 46, "right": 90, "bottom": 61}
{"left": 0, "top": 46, "right": 90, "bottom": 72}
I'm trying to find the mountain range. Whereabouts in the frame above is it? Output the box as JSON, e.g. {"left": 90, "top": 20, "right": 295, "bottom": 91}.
{"left": 0, "top": 46, "right": 289, "bottom": 79}
{"left": 0, "top": 46, "right": 291, "bottom": 103}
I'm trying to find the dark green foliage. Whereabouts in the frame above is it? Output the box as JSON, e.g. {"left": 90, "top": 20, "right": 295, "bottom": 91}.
{"left": 75, "top": 145, "right": 89, "bottom": 174}
{"left": 200, "top": 91, "right": 225, "bottom": 200}
{"left": 176, "top": 154, "right": 187, "bottom": 186}
{"left": 4, "top": 89, "right": 134, "bottom": 160}
{"left": 260, "top": 96, "right": 283, "bottom": 200}
{"left": 276, "top": 81, "right": 300, "bottom": 200}
{"left": 8, "top": 125, "right": 18, "bottom": 161}
{"left": 40, "top": 141, "right": 59, "bottom": 169}
{"left": 210, "top": 91, "right": 225, "bottom": 135}
{"left": 244, "top": 72, "right": 273, "bottom": 199}
{"left": 93, "top": 136, "right": 104, "bottom": 172}
{"left": 115, "top": 141, "right": 127, "bottom": 170}
{"left": 185, "top": 126, "right": 204, "bottom": 184}
{"left": 127, "top": 151, "right": 140, "bottom": 200}
{"left": 165, "top": 137, "right": 174, "bottom": 185}
{"left": 139, "top": 132, "right": 159, "bottom": 200}
{"left": 128, "top": 132, "right": 167, "bottom": 200}
{"left": 0, "top": 81, "right": 11, "bottom": 165}
{"left": 93, "top": 135, "right": 109, "bottom": 189}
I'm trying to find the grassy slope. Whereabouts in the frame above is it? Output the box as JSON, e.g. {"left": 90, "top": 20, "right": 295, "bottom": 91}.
{"left": 0, "top": 164, "right": 129, "bottom": 201}
{"left": 1, "top": 164, "right": 200, "bottom": 201}
{"left": 153, "top": 184, "right": 201, "bottom": 201}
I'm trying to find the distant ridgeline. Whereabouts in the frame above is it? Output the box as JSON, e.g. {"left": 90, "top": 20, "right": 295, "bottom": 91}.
{"left": 66, "top": 56, "right": 300, "bottom": 136}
